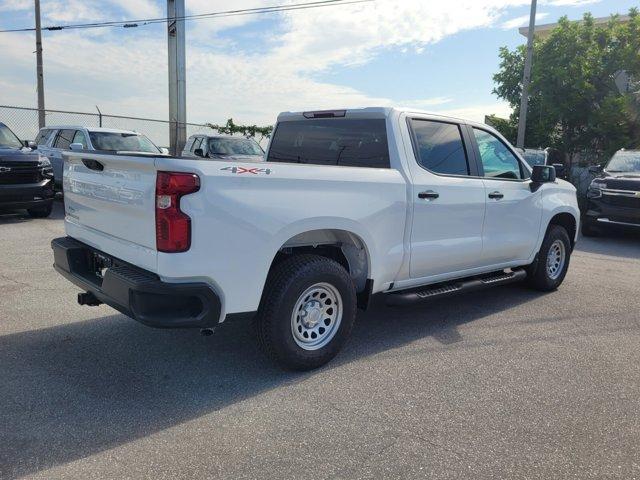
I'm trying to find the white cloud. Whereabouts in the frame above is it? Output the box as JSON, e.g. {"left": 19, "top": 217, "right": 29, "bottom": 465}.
{"left": 431, "top": 102, "right": 513, "bottom": 123}
{"left": 110, "top": 0, "right": 161, "bottom": 18}
{"left": 501, "top": 12, "right": 549, "bottom": 30}
{"left": 1, "top": 0, "right": 525, "bottom": 129}
{"left": 0, "top": 0, "right": 31, "bottom": 11}
{"left": 403, "top": 97, "right": 453, "bottom": 108}
{"left": 42, "top": 0, "right": 109, "bottom": 23}
{"left": 542, "top": 0, "right": 600, "bottom": 6}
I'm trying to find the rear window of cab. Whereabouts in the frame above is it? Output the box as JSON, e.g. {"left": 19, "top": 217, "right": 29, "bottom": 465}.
{"left": 266, "top": 119, "right": 390, "bottom": 168}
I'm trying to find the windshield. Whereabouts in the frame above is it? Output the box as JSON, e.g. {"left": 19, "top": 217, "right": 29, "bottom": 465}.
{"left": 88, "top": 132, "right": 160, "bottom": 153}
{"left": 605, "top": 151, "right": 640, "bottom": 173}
{"left": 0, "top": 123, "right": 23, "bottom": 149}
{"left": 522, "top": 150, "right": 546, "bottom": 167}
{"left": 208, "top": 137, "right": 264, "bottom": 156}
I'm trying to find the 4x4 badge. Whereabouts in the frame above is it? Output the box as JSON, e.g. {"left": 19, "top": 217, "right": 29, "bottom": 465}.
{"left": 221, "top": 166, "right": 272, "bottom": 175}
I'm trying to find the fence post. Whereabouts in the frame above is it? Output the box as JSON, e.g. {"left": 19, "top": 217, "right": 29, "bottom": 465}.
{"left": 95, "top": 105, "right": 102, "bottom": 127}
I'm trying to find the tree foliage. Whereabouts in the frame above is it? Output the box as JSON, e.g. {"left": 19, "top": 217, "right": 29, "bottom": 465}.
{"left": 485, "top": 114, "right": 517, "bottom": 144}
{"left": 493, "top": 9, "right": 640, "bottom": 165}
{"left": 205, "top": 118, "right": 273, "bottom": 140}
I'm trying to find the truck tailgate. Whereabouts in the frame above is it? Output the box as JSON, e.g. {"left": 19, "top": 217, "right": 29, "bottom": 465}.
{"left": 62, "top": 151, "right": 158, "bottom": 270}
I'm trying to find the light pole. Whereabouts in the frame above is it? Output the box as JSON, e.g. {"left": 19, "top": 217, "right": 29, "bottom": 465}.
{"left": 516, "top": 0, "right": 537, "bottom": 149}
{"left": 167, "top": 0, "right": 186, "bottom": 156}
{"left": 34, "top": 0, "right": 46, "bottom": 129}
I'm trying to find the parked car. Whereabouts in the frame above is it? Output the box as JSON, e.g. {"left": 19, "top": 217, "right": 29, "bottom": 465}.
{"left": 520, "top": 147, "right": 567, "bottom": 179}
{"left": 35, "top": 126, "right": 168, "bottom": 190}
{"left": 582, "top": 149, "right": 640, "bottom": 236}
{"left": 181, "top": 134, "right": 264, "bottom": 161}
{"left": 51, "top": 107, "right": 579, "bottom": 370}
{"left": 0, "top": 122, "right": 54, "bottom": 217}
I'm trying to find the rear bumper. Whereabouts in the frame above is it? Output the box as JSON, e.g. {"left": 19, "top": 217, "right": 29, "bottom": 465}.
{"left": 52, "top": 236, "right": 222, "bottom": 328}
{"left": 0, "top": 179, "right": 54, "bottom": 209}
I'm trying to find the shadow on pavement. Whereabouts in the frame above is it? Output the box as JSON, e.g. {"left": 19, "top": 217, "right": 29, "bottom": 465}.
{"left": 576, "top": 228, "right": 640, "bottom": 259}
{"left": 0, "top": 198, "right": 65, "bottom": 224}
{"left": 0, "top": 284, "right": 539, "bottom": 479}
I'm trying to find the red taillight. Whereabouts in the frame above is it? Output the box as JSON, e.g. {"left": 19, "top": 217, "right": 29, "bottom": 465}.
{"left": 155, "top": 171, "right": 200, "bottom": 253}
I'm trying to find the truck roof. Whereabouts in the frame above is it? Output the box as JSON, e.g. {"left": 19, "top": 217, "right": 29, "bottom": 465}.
{"left": 276, "top": 106, "right": 470, "bottom": 124}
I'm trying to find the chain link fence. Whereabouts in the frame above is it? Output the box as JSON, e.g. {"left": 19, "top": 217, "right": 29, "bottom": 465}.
{"left": 0, "top": 105, "right": 220, "bottom": 149}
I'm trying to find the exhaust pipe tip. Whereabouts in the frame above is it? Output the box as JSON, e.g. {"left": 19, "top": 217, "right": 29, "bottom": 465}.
{"left": 200, "top": 328, "right": 215, "bottom": 337}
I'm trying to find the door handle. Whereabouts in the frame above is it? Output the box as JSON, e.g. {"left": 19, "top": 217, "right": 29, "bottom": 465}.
{"left": 82, "top": 159, "right": 104, "bottom": 172}
{"left": 488, "top": 191, "right": 504, "bottom": 200}
{"left": 418, "top": 190, "right": 439, "bottom": 200}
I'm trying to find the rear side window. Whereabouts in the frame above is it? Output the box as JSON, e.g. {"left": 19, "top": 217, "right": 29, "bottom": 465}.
{"left": 54, "top": 129, "right": 75, "bottom": 149}
{"left": 409, "top": 119, "right": 469, "bottom": 176}
{"left": 34, "top": 129, "right": 52, "bottom": 146}
{"left": 267, "top": 119, "right": 390, "bottom": 168}
{"left": 72, "top": 130, "right": 88, "bottom": 148}
{"left": 183, "top": 137, "right": 196, "bottom": 152}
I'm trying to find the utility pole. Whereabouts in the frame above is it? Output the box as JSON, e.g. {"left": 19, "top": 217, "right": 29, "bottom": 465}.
{"left": 167, "top": 0, "right": 186, "bottom": 156}
{"left": 516, "top": 0, "right": 537, "bottom": 149}
{"left": 34, "top": 0, "right": 46, "bottom": 129}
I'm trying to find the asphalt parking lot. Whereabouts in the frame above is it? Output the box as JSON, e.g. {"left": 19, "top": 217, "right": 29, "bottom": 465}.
{"left": 1, "top": 200, "right": 639, "bottom": 479}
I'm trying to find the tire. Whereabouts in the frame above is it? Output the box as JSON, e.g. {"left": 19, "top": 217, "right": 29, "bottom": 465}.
{"left": 526, "top": 224, "right": 571, "bottom": 291}
{"left": 255, "top": 254, "right": 357, "bottom": 371}
{"left": 581, "top": 217, "right": 599, "bottom": 237}
{"left": 27, "top": 203, "right": 53, "bottom": 218}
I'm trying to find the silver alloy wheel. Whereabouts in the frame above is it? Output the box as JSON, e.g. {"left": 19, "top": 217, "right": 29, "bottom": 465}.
{"left": 546, "top": 239, "right": 566, "bottom": 280}
{"left": 291, "top": 282, "right": 342, "bottom": 351}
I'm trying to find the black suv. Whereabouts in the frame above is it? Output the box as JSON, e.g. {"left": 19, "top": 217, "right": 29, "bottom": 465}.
{"left": 0, "top": 122, "right": 55, "bottom": 218}
{"left": 582, "top": 149, "right": 640, "bottom": 236}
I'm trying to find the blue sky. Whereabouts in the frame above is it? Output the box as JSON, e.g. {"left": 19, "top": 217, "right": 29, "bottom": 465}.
{"left": 0, "top": 0, "right": 637, "bottom": 126}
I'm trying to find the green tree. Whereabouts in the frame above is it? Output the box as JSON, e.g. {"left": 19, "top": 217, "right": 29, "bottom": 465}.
{"left": 484, "top": 114, "right": 517, "bottom": 144}
{"left": 205, "top": 118, "right": 273, "bottom": 141}
{"left": 493, "top": 9, "right": 640, "bottom": 168}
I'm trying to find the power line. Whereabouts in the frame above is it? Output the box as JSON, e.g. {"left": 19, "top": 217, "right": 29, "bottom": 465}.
{"left": 0, "top": 0, "right": 373, "bottom": 33}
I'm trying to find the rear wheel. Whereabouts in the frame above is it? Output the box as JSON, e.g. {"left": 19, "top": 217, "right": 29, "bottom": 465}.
{"left": 255, "top": 254, "right": 357, "bottom": 371}
{"left": 27, "top": 203, "right": 53, "bottom": 218}
{"left": 526, "top": 224, "right": 571, "bottom": 291}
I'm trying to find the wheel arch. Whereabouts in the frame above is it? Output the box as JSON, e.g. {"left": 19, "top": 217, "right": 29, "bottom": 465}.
{"left": 547, "top": 211, "right": 578, "bottom": 249}
{"left": 270, "top": 228, "right": 372, "bottom": 295}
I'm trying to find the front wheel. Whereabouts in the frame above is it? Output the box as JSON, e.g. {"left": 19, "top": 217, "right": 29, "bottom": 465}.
{"left": 255, "top": 254, "right": 357, "bottom": 371}
{"left": 526, "top": 224, "right": 571, "bottom": 291}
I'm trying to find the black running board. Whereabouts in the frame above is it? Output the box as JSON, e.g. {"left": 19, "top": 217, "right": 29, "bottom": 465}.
{"left": 385, "top": 269, "right": 527, "bottom": 306}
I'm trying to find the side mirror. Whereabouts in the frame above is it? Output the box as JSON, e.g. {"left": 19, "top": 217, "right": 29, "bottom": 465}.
{"left": 530, "top": 165, "right": 556, "bottom": 192}
{"left": 69, "top": 143, "right": 84, "bottom": 151}
{"left": 193, "top": 148, "right": 204, "bottom": 157}
{"left": 23, "top": 140, "right": 37, "bottom": 149}
{"left": 160, "top": 147, "right": 169, "bottom": 155}
{"left": 588, "top": 164, "right": 602, "bottom": 174}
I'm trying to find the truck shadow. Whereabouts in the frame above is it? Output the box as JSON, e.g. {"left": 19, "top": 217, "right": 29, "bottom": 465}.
{"left": 0, "top": 284, "right": 540, "bottom": 479}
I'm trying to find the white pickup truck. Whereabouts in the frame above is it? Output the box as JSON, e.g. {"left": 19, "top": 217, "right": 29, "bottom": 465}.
{"left": 52, "top": 107, "right": 579, "bottom": 370}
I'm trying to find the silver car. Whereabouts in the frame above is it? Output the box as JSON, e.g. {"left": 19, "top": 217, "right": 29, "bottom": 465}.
{"left": 35, "top": 126, "right": 167, "bottom": 190}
